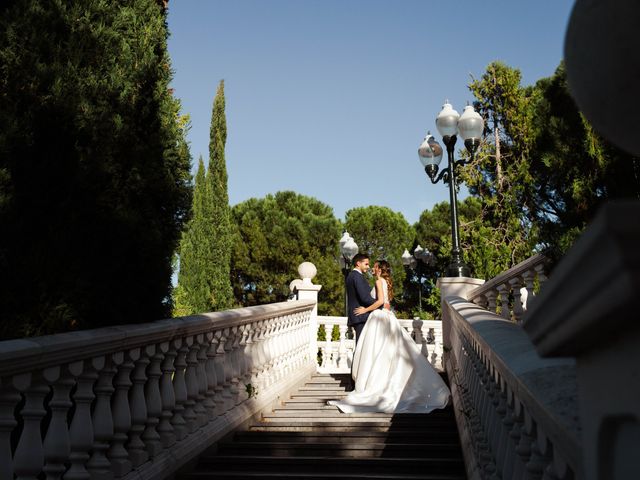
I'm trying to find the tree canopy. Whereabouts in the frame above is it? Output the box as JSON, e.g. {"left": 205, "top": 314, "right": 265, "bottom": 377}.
{"left": 230, "top": 191, "right": 343, "bottom": 316}
{"left": 0, "top": 0, "right": 192, "bottom": 339}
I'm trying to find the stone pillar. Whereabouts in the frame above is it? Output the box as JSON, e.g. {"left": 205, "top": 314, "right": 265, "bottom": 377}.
{"left": 436, "top": 277, "right": 485, "bottom": 347}
{"left": 291, "top": 262, "right": 322, "bottom": 368}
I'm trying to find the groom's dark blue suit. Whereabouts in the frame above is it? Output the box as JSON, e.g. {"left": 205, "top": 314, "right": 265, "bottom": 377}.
{"left": 346, "top": 269, "right": 377, "bottom": 344}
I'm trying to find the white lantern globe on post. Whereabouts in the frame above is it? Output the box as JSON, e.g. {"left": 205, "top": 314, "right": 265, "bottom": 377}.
{"left": 341, "top": 238, "right": 359, "bottom": 262}
{"left": 418, "top": 133, "right": 444, "bottom": 180}
{"left": 339, "top": 231, "right": 352, "bottom": 249}
{"left": 457, "top": 104, "right": 484, "bottom": 154}
{"left": 435, "top": 102, "right": 460, "bottom": 138}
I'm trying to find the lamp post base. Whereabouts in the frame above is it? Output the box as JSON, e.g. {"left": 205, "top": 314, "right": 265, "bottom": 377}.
{"left": 446, "top": 261, "right": 471, "bottom": 278}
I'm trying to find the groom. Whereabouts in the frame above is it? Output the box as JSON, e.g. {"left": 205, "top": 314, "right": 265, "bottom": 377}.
{"left": 346, "top": 253, "right": 377, "bottom": 345}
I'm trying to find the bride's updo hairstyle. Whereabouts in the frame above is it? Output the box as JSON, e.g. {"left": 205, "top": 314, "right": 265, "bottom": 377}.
{"left": 377, "top": 260, "right": 394, "bottom": 301}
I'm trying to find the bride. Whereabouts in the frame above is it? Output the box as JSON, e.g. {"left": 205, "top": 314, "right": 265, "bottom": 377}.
{"left": 328, "top": 260, "right": 451, "bottom": 414}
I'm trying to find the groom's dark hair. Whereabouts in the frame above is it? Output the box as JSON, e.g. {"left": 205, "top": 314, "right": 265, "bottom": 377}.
{"left": 352, "top": 253, "right": 368, "bottom": 265}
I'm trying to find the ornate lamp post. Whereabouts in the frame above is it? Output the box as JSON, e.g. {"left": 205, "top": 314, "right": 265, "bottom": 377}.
{"left": 339, "top": 231, "right": 359, "bottom": 317}
{"left": 402, "top": 245, "right": 436, "bottom": 313}
{"left": 418, "top": 101, "right": 484, "bottom": 277}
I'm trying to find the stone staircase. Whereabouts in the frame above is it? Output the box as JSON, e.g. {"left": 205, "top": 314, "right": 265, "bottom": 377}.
{"left": 179, "top": 373, "right": 467, "bottom": 479}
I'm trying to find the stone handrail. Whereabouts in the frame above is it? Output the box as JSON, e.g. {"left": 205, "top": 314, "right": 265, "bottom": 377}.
{"left": 0, "top": 300, "right": 317, "bottom": 480}
{"left": 316, "top": 315, "right": 444, "bottom": 373}
{"left": 467, "top": 253, "right": 548, "bottom": 324}
{"left": 443, "top": 296, "right": 581, "bottom": 480}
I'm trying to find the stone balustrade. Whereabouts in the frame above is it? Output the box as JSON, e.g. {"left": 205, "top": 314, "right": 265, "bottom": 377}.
{"left": 316, "top": 315, "right": 444, "bottom": 373}
{"left": 467, "top": 253, "right": 548, "bottom": 324}
{"left": 442, "top": 297, "right": 581, "bottom": 480}
{"left": 0, "top": 299, "right": 317, "bottom": 480}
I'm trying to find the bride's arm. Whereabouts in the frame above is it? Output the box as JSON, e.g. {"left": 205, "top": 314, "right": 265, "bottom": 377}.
{"left": 354, "top": 279, "right": 384, "bottom": 315}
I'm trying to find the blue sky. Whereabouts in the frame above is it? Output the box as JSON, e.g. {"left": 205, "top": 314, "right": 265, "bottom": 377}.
{"left": 167, "top": 0, "right": 575, "bottom": 225}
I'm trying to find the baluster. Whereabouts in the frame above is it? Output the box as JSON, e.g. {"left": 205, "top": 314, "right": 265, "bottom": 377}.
{"left": 486, "top": 371, "right": 501, "bottom": 448}
{"left": 13, "top": 373, "right": 48, "bottom": 480}
{"left": 322, "top": 325, "right": 333, "bottom": 369}
{"left": 486, "top": 290, "right": 498, "bottom": 313}
{"left": 510, "top": 403, "right": 527, "bottom": 480}
{"left": 491, "top": 380, "right": 509, "bottom": 477}
{"left": 522, "top": 270, "right": 536, "bottom": 310}
{"left": 534, "top": 264, "right": 547, "bottom": 289}
{"left": 269, "top": 320, "right": 280, "bottom": 386}
{"left": 108, "top": 351, "right": 133, "bottom": 476}
{"left": 203, "top": 332, "right": 218, "bottom": 418}
{"left": 525, "top": 423, "right": 547, "bottom": 480}
{"left": 246, "top": 322, "right": 261, "bottom": 393}
{"left": 66, "top": 361, "right": 98, "bottom": 480}
{"left": 127, "top": 348, "right": 149, "bottom": 467}
{"left": 269, "top": 322, "right": 282, "bottom": 382}
{"left": 239, "top": 325, "right": 252, "bottom": 402}
{"left": 158, "top": 342, "right": 177, "bottom": 447}
{"left": 498, "top": 387, "right": 516, "bottom": 480}
{"left": 41, "top": 367, "right": 72, "bottom": 480}
{"left": 182, "top": 337, "right": 198, "bottom": 433}
{"left": 191, "top": 334, "right": 208, "bottom": 424}
{"left": 227, "top": 327, "right": 242, "bottom": 406}
{"left": 279, "top": 318, "right": 290, "bottom": 379}
{"left": 294, "top": 314, "right": 305, "bottom": 369}
{"left": 337, "top": 324, "right": 348, "bottom": 369}
{"left": 515, "top": 410, "right": 535, "bottom": 480}
{"left": 212, "top": 331, "right": 227, "bottom": 415}
{"left": 544, "top": 450, "right": 569, "bottom": 480}
{"left": 219, "top": 329, "right": 235, "bottom": 410}
{"left": 497, "top": 284, "right": 511, "bottom": 320}
{"left": 509, "top": 277, "right": 526, "bottom": 323}
{"left": 473, "top": 294, "right": 489, "bottom": 309}
{"left": 0, "top": 384, "right": 21, "bottom": 480}
{"left": 142, "top": 345, "right": 163, "bottom": 458}
{"left": 171, "top": 339, "right": 188, "bottom": 441}
{"left": 87, "top": 357, "right": 116, "bottom": 480}
{"left": 235, "top": 326, "right": 249, "bottom": 403}
{"left": 260, "top": 321, "right": 272, "bottom": 383}
{"left": 252, "top": 321, "right": 267, "bottom": 392}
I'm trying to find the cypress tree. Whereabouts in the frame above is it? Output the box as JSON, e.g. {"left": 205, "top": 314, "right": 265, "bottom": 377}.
{"left": 175, "top": 81, "right": 233, "bottom": 315}
{"left": 0, "top": 0, "right": 192, "bottom": 339}
{"left": 207, "top": 80, "right": 234, "bottom": 310}
{"left": 175, "top": 157, "right": 211, "bottom": 315}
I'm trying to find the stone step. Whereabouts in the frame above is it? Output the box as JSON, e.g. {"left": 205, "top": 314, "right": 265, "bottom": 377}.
{"left": 190, "top": 456, "right": 466, "bottom": 476}
{"left": 233, "top": 430, "right": 462, "bottom": 444}
{"left": 276, "top": 404, "right": 346, "bottom": 411}
{"left": 217, "top": 441, "right": 464, "bottom": 458}
{"left": 258, "top": 415, "right": 456, "bottom": 426}
{"left": 178, "top": 372, "right": 464, "bottom": 480}
{"left": 289, "top": 392, "right": 349, "bottom": 398}
{"left": 248, "top": 424, "right": 459, "bottom": 433}
{"left": 299, "top": 385, "right": 349, "bottom": 390}
{"left": 182, "top": 471, "right": 466, "bottom": 479}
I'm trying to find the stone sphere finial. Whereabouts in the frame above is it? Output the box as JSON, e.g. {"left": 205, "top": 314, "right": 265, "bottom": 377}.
{"left": 565, "top": 0, "right": 640, "bottom": 154}
{"left": 298, "top": 262, "right": 317, "bottom": 284}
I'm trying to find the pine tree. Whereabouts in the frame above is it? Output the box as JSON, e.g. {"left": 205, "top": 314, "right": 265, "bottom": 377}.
{"left": 207, "top": 80, "right": 234, "bottom": 310}
{"left": 0, "top": 0, "right": 192, "bottom": 339}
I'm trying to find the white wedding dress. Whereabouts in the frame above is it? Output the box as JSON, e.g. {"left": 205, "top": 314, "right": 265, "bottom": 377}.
{"left": 328, "top": 279, "right": 451, "bottom": 413}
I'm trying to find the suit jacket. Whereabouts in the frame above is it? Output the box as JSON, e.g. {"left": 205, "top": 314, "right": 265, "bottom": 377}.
{"left": 346, "top": 269, "right": 377, "bottom": 327}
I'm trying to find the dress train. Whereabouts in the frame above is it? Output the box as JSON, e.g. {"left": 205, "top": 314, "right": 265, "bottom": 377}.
{"left": 328, "top": 308, "right": 451, "bottom": 414}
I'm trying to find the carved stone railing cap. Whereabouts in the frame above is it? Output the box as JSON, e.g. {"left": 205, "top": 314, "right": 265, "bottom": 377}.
{"left": 523, "top": 201, "right": 640, "bottom": 357}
